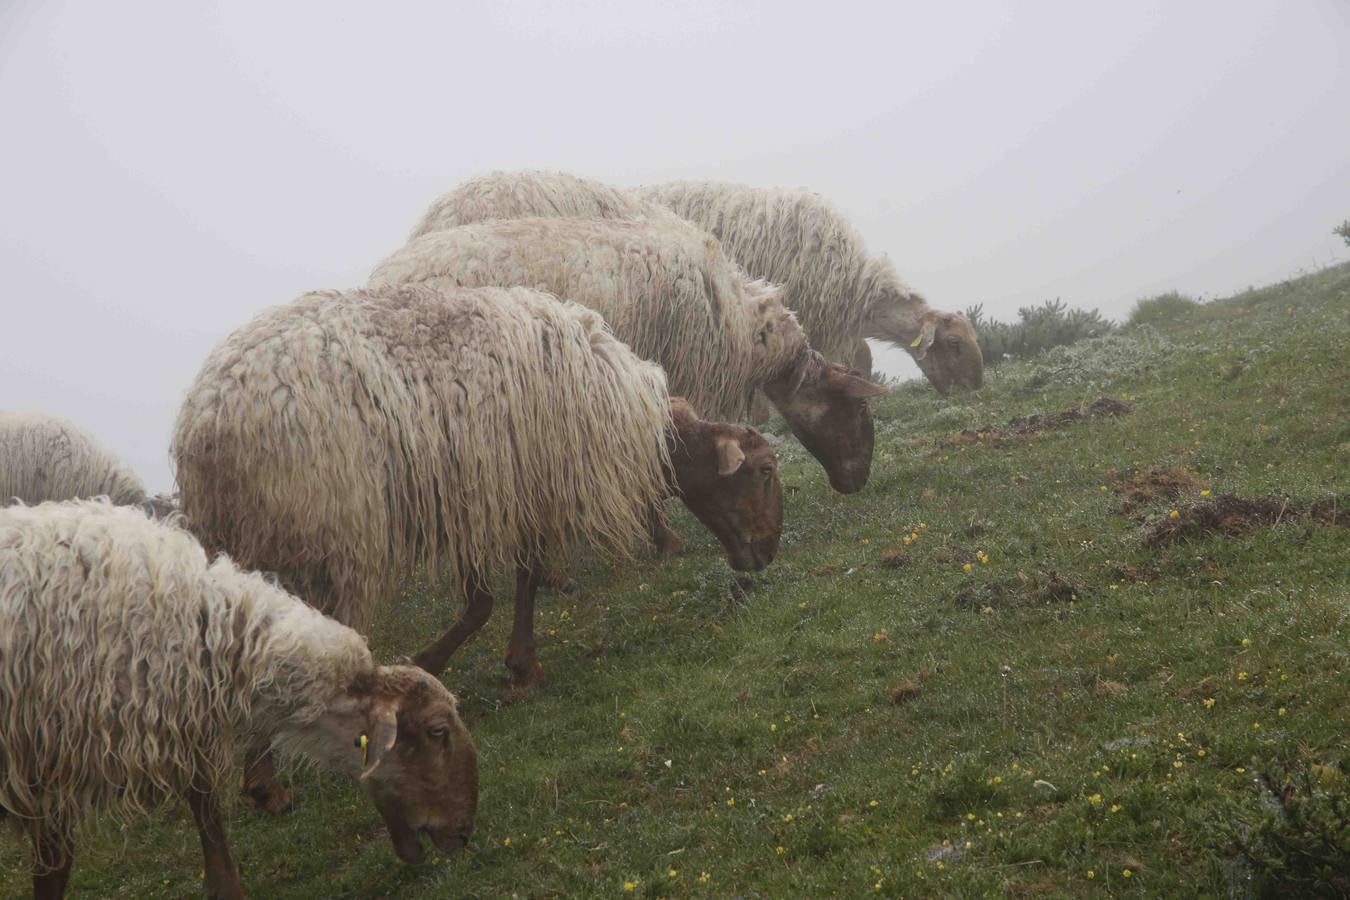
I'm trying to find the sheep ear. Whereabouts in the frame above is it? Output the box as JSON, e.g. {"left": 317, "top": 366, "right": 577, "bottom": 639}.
{"left": 714, "top": 435, "right": 745, "bottom": 476}
{"left": 838, "top": 373, "right": 889, "bottom": 399}
{"left": 910, "top": 319, "right": 938, "bottom": 360}
{"left": 360, "top": 701, "right": 399, "bottom": 779}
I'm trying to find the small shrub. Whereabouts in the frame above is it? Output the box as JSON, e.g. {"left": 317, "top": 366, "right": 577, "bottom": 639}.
{"left": 1127, "top": 291, "right": 1201, "bottom": 329}
{"left": 965, "top": 300, "right": 1115, "bottom": 366}
{"left": 1023, "top": 325, "right": 1185, "bottom": 389}
{"left": 1335, "top": 219, "right": 1350, "bottom": 247}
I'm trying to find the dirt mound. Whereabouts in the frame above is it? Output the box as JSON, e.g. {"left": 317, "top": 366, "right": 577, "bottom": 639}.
{"left": 950, "top": 569, "right": 1084, "bottom": 611}
{"left": 1144, "top": 494, "right": 1344, "bottom": 546}
{"left": 948, "top": 396, "right": 1131, "bottom": 445}
{"left": 1115, "top": 466, "right": 1203, "bottom": 515}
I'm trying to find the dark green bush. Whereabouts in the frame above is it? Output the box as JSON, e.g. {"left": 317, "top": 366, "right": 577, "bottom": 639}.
{"left": 1126, "top": 291, "right": 1201, "bottom": 329}
{"left": 1335, "top": 220, "right": 1350, "bottom": 247}
{"left": 964, "top": 299, "right": 1115, "bottom": 366}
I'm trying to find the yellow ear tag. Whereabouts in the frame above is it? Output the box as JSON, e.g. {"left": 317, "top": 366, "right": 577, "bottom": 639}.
{"left": 360, "top": 733, "right": 369, "bottom": 767}
{"left": 910, "top": 334, "right": 923, "bottom": 348}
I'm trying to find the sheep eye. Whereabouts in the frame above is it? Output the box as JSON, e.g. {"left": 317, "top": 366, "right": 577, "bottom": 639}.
{"left": 759, "top": 465, "right": 774, "bottom": 478}
{"left": 428, "top": 725, "right": 450, "bottom": 742}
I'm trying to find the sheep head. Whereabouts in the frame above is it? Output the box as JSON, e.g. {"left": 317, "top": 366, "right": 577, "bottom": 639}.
{"left": 909, "top": 310, "right": 984, "bottom": 396}
{"left": 760, "top": 353, "right": 887, "bottom": 494}
{"left": 666, "top": 398, "right": 782, "bottom": 572}
{"left": 307, "top": 665, "right": 478, "bottom": 863}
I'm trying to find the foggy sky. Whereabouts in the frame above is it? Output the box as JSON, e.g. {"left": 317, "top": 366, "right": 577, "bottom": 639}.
{"left": 2, "top": 0, "right": 1348, "bottom": 492}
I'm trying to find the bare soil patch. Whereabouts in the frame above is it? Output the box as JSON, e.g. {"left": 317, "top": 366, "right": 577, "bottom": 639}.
{"left": 947, "top": 396, "right": 1131, "bottom": 445}
{"left": 1144, "top": 494, "right": 1344, "bottom": 546}
{"left": 1114, "top": 466, "right": 1203, "bottom": 516}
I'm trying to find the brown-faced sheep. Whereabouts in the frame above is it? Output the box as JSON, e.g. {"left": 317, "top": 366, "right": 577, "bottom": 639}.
{"left": 173, "top": 284, "right": 783, "bottom": 686}
{"left": 0, "top": 500, "right": 478, "bottom": 898}
{"left": 635, "top": 180, "right": 984, "bottom": 394}
{"left": 0, "top": 411, "right": 145, "bottom": 506}
{"left": 370, "top": 217, "right": 887, "bottom": 494}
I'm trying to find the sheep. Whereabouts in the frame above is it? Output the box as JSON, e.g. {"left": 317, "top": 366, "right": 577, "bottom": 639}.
{"left": 173, "top": 283, "right": 782, "bottom": 688}
{"left": 370, "top": 216, "right": 888, "bottom": 494}
{"left": 408, "top": 170, "right": 683, "bottom": 240}
{"left": 0, "top": 411, "right": 146, "bottom": 506}
{"left": 634, "top": 180, "right": 984, "bottom": 394}
{"left": 0, "top": 499, "right": 479, "bottom": 898}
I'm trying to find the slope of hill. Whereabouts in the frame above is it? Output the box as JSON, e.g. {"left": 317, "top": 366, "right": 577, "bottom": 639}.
{"left": 5, "top": 263, "right": 1347, "bottom": 898}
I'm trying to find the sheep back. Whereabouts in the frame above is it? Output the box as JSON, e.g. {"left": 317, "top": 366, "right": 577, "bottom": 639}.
{"left": 0, "top": 500, "right": 369, "bottom": 830}
{"left": 635, "top": 181, "right": 899, "bottom": 365}
{"left": 0, "top": 411, "right": 146, "bottom": 506}
{"left": 172, "top": 284, "right": 673, "bottom": 632}
{"left": 408, "top": 170, "right": 681, "bottom": 241}
{"left": 371, "top": 218, "right": 802, "bottom": 421}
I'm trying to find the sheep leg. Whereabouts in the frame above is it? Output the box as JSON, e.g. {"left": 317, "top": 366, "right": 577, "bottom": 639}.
{"left": 189, "top": 786, "right": 244, "bottom": 900}
{"left": 413, "top": 569, "right": 494, "bottom": 675}
{"left": 853, "top": 339, "right": 874, "bottom": 379}
{"left": 241, "top": 743, "right": 291, "bottom": 815}
{"left": 29, "top": 819, "right": 73, "bottom": 900}
{"left": 646, "top": 503, "right": 683, "bottom": 558}
{"left": 505, "top": 558, "right": 545, "bottom": 688}
{"left": 749, "top": 390, "right": 772, "bottom": 425}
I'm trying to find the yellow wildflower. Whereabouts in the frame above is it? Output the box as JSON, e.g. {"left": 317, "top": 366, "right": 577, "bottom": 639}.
{"left": 668, "top": 868, "right": 678, "bottom": 878}
{"left": 1088, "top": 793, "right": 1103, "bottom": 804}
{"left": 1123, "top": 868, "right": 1132, "bottom": 878}
{"left": 1252, "top": 722, "right": 1261, "bottom": 731}
{"left": 963, "top": 562, "right": 973, "bottom": 573}
{"left": 502, "top": 837, "right": 512, "bottom": 847}
{"left": 623, "top": 880, "right": 638, "bottom": 891}
{"left": 783, "top": 813, "right": 793, "bottom": 823}
{"left": 1087, "top": 869, "right": 1096, "bottom": 879}
{"left": 1203, "top": 697, "right": 1216, "bottom": 708}
{"left": 1278, "top": 707, "right": 1286, "bottom": 716}
{"left": 726, "top": 798, "right": 735, "bottom": 807}
{"left": 869, "top": 799, "right": 879, "bottom": 808}
{"left": 1200, "top": 489, "right": 1210, "bottom": 497}
{"left": 698, "top": 872, "right": 710, "bottom": 883}
{"left": 776, "top": 846, "right": 786, "bottom": 855}
{"left": 1236, "top": 767, "right": 1246, "bottom": 774}
{"left": 1173, "top": 760, "right": 1183, "bottom": 769}
{"left": 1169, "top": 509, "right": 1180, "bottom": 519}
{"left": 1110, "top": 804, "right": 1122, "bottom": 813}
{"left": 1241, "top": 637, "right": 1250, "bottom": 646}
{"left": 770, "top": 723, "right": 777, "bottom": 733}
{"left": 1237, "top": 671, "right": 1248, "bottom": 681}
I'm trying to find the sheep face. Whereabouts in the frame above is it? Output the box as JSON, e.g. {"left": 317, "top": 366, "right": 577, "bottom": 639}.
{"left": 343, "top": 667, "right": 478, "bottom": 863}
{"left": 761, "top": 358, "right": 888, "bottom": 494}
{"left": 911, "top": 311, "right": 984, "bottom": 396}
{"left": 667, "top": 400, "right": 783, "bottom": 571}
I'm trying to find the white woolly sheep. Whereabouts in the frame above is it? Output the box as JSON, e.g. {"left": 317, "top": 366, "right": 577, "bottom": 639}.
{"left": 0, "top": 500, "right": 478, "bottom": 898}
{"left": 173, "top": 283, "right": 782, "bottom": 685}
{"left": 408, "top": 170, "right": 683, "bottom": 241}
{"left": 0, "top": 411, "right": 145, "bottom": 506}
{"left": 635, "top": 180, "right": 984, "bottom": 394}
{"left": 370, "top": 216, "right": 887, "bottom": 494}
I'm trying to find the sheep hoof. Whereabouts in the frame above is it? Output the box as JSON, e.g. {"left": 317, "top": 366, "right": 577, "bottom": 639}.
{"left": 245, "top": 780, "right": 293, "bottom": 816}
{"left": 506, "top": 656, "right": 544, "bottom": 690}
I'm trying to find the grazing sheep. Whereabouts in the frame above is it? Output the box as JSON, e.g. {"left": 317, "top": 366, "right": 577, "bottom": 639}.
{"left": 173, "top": 283, "right": 782, "bottom": 684}
{"left": 370, "top": 217, "right": 887, "bottom": 493}
{"left": 408, "top": 170, "right": 683, "bottom": 240}
{"left": 635, "top": 180, "right": 984, "bottom": 394}
{"left": 0, "top": 500, "right": 478, "bottom": 898}
{"left": 0, "top": 411, "right": 145, "bottom": 506}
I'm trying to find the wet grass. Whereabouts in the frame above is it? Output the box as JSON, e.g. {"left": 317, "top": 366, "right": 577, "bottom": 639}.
{"left": 3, "top": 262, "right": 1348, "bottom": 897}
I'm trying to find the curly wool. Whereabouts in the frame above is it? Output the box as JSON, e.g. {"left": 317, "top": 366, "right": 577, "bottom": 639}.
{"left": 173, "top": 284, "right": 673, "bottom": 632}
{"left": 0, "top": 500, "right": 371, "bottom": 831}
{"left": 408, "top": 170, "right": 683, "bottom": 241}
{"left": 0, "top": 411, "right": 145, "bottom": 506}
{"left": 634, "top": 181, "right": 932, "bottom": 364}
{"left": 370, "top": 217, "right": 808, "bottom": 421}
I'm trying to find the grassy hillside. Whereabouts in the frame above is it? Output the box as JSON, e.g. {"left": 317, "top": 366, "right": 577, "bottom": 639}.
{"left": 4, "top": 263, "right": 1348, "bottom": 898}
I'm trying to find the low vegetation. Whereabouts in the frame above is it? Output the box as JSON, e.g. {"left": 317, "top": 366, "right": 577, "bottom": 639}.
{"left": 4, "top": 263, "right": 1347, "bottom": 898}
{"left": 965, "top": 299, "right": 1115, "bottom": 366}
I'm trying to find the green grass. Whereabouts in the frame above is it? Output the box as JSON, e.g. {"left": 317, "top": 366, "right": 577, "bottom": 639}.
{"left": 5, "top": 264, "right": 1349, "bottom": 898}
